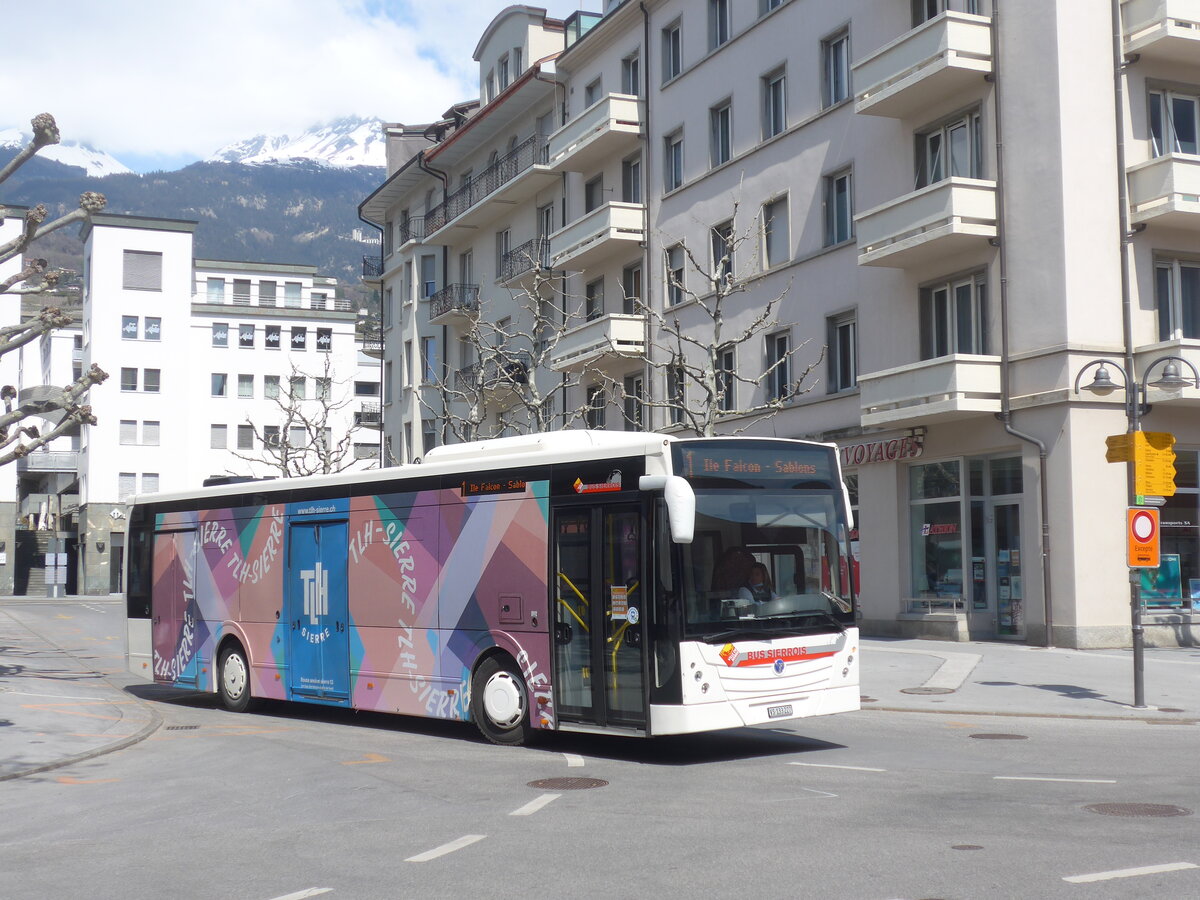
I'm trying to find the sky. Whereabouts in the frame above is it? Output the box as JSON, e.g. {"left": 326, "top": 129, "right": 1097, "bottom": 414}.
{"left": 4, "top": 0, "right": 589, "bottom": 173}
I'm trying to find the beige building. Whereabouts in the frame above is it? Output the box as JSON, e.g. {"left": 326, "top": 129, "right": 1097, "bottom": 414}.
{"left": 360, "top": 0, "right": 1200, "bottom": 649}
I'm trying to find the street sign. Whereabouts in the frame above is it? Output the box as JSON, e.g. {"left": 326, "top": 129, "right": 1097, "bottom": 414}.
{"left": 1127, "top": 507, "right": 1160, "bottom": 568}
{"left": 1105, "top": 433, "right": 1134, "bottom": 463}
{"left": 1105, "top": 432, "right": 1177, "bottom": 497}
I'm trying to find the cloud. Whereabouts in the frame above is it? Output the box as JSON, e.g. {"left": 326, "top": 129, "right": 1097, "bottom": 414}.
{"left": 3, "top": 0, "right": 585, "bottom": 163}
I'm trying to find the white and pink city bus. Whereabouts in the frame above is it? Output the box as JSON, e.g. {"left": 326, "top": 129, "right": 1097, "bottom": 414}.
{"left": 126, "top": 431, "right": 859, "bottom": 744}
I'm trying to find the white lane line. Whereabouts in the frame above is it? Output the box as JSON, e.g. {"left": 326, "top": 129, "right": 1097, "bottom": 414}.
{"left": 789, "top": 762, "right": 887, "bottom": 772}
{"left": 511, "top": 793, "right": 561, "bottom": 816}
{"left": 563, "top": 752, "right": 585, "bottom": 768}
{"left": 994, "top": 776, "right": 1117, "bottom": 784}
{"left": 406, "top": 834, "right": 486, "bottom": 863}
{"left": 267, "top": 890, "right": 333, "bottom": 900}
{"left": 1063, "top": 862, "right": 1198, "bottom": 884}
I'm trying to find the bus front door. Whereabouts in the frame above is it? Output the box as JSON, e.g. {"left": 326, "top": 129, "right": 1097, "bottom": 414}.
{"left": 286, "top": 520, "right": 350, "bottom": 703}
{"left": 553, "top": 504, "right": 646, "bottom": 730}
{"left": 151, "top": 528, "right": 200, "bottom": 686}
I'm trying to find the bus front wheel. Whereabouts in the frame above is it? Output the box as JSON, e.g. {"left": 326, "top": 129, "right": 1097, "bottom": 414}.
{"left": 471, "top": 655, "right": 531, "bottom": 746}
{"left": 218, "top": 643, "right": 254, "bottom": 713}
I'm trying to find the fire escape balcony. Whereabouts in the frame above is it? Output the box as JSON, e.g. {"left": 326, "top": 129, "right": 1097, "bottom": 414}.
{"left": 545, "top": 93, "right": 642, "bottom": 173}
{"left": 1127, "top": 154, "right": 1200, "bottom": 230}
{"left": 856, "top": 177, "right": 997, "bottom": 268}
{"left": 429, "top": 284, "right": 480, "bottom": 325}
{"left": 549, "top": 313, "right": 647, "bottom": 373}
{"left": 424, "top": 135, "right": 557, "bottom": 242}
{"left": 1122, "top": 0, "right": 1200, "bottom": 64}
{"left": 854, "top": 11, "right": 992, "bottom": 119}
{"left": 859, "top": 355, "right": 1002, "bottom": 428}
{"left": 549, "top": 202, "right": 645, "bottom": 273}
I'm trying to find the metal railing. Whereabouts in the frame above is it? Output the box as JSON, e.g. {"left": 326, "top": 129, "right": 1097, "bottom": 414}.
{"left": 453, "top": 351, "right": 531, "bottom": 392}
{"left": 499, "top": 237, "right": 551, "bottom": 281}
{"left": 398, "top": 216, "right": 426, "bottom": 244}
{"left": 430, "top": 283, "right": 480, "bottom": 320}
{"left": 426, "top": 134, "right": 548, "bottom": 233}
{"left": 363, "top": 255, "right": 384, "bottom": 278}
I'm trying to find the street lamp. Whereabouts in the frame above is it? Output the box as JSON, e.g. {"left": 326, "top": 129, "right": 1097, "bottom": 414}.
{"left": 1073, "top": 355, "right": 1200, "bottom": 708}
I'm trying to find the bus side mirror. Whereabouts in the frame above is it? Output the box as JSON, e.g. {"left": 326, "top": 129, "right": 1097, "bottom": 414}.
{"left": 639, "top": 475, "right": 695, "bottom": 544}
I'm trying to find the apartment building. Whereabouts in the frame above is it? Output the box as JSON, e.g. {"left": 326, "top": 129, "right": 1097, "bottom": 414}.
{"left": 360, "top": 0, "right": 1200, "bottom": 649}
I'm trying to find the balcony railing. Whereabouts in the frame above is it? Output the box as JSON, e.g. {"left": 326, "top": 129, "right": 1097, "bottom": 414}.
{"left": 549, "top": 202, "right": 645, "bottom": 272}
{"left": 546, "top": 93, "right": 642, "bottom": 172}
{"left": 1123, "top": 0, "right": 1200, "bottom": 64}
{"left": 853, "top": 11, "right": 992, "bottom": 119}
{"left": 398, "top": 216, "right": 426, "bottom": 244}
{"left": 358, "top": 401, "right": 383, "bottom": 429}
{"left": 454, "top": 352, "right": 531, "bottom": 394}
{"left": 363, "top": 255, "right": 384, "bottom": 278}
{"left": 858, "top": 354, "right": 1001, "bottom": 428}
{"left": 856, "top": 177, "right": 996, "bottom": 268}
{"left": 426, "top": 134, "right": 548, "bottom": 234}
{"left": 429, "top": 283, "right": 480, "bottom": 321}
{"left": 1127, "top": 154, "right": 1200, "bottom": 229}
{"left": 16, "top": 450, "right": 80, "bottom": 474}
{"left": 549, "top": 313, "right": 647, "bottom": 372}
{"left": 500, "top": 238, "right": 552, "bottom": 282}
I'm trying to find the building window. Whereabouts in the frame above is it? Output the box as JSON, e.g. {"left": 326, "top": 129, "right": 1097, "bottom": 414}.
{"left": 144, "top": 369, "right": 160, "bottom": 393}
{"left": 1150, "top": 89, "right": 1199, "bottom": 157}
{"left": 622, "top": 154, "right": 642, "bottom": 204}
{"left": 210, "top": 424, "right": 227, "bottom": 450}
{"left": 909, "top": 460, "right": 964, "bottom": 604}
{"left": 264, "top": 426, "right": 280, "bottom": 448}
{"left": 143, "top": 421, "right": 160, "bottom": 446}
{"left": 259, "top": 280, "right": 277, "bottom": 307}
{"left": 824, "top": 169, "right": 853, "bottom": 246}
{"left": 264, "top": 324, "right": 281, "bottom": 350}
{"left": 238, "top": 374, "right": 254, "bottom": 399}
{"left": 420, "top": 255, "right": 437, "bottom": 298}
{"left": 662, "top": 20, "right": 682, "bottom": 82}
{"left": 828, "top": 311, "right": 858, "bottom": 392}
{"left": 710, "top": 220, "right": 734, "bottom": 283}
{"left": 666, "top": 244, "right": 685, "bottom": 306}
{"left": 762, "top": 68, "right": 787, "bottom": 140}
{"left": 709, "top": 101, "right": 732, "bottom": 168}
{"left": 622, "top": 263, "right": 642, "bottom": 315}
{"left": 212, "top": 322, "right": 229, "bottom": 348}
{"left": 584, "top": 176, "right": 604, "bottom": 213}
{"left": 717, "top": 345, "right": 736, "bottom": 411}
{"left": 121, "top": 368, "right": 137, "bottom": 392}
{"left": 284, "top": 282, "right": 302, "bottom": 308}
{"left": 316, "top": 377, "right": 332, "bottom": 401}
{"left": 495, "top": 229, "right": 511, "bottom": 273}
{"left": 232, "top": 279, "right": 251, "bottom": 305}
{"left": 498, "top": 54, "right": 510, "bottom": 91}
{"left": 421, "top": 336, "right": 438, "bottom": 383}
{"left": 664, "top": 131, "right": 684, "bottom": 192}
{"left": 120, "top": 419, "right": 137, "bottom": 445}
{"left": 917, "top": 109, "right": 983, "bottom": 187}
{"left": 144, "top": 317, "right": 161, "bottom": 340}
{"left": 291, "top": 327, "right": 306, "bottom": 351}
{"left": 289, "top": 426, "right": 306, "bottom": 448}
{"left": 586, "top": 385, "right": 606, "bottom": 429}
{"left": 763, "top": 196, "right": 789, "bottom": 268}
{"left": 121, "top": 315, "right": 137, "bottom": 340}
{"left": 1155, "top": 258, "right": 1200, "bottom": 340}
{"left": 913, "top": 1, "right": 981, "bottom": 26}
{"left": 317, "top": 327, "right": 333, "bottom": 352}
{"left": 766, "top": 331, "right": 791, "bottom": 401}
{"left": 623, "top": 374, "right": 645, "bottom": 430}
{"left": 585, "top": 277, "right": 604, "bottom": 321}
{"left": 822, "top": 29, "right": 850, "bottom": 108}
{"left": 760, "top": 0, "right": 785, "bottom": 15}
{"left": 122, "top": 250, "right": 162, "bottom": 291}
{"left": 920, "top": 273, "right": 988, "bottom": 359}
{"left": 265, "top": 375, "right": 280, "bottom": 399}
{"left": 355, "top": 380, "right": 380, "bottom": 397}
{"left": 622, "top": 52, "right": 641, "bottom": 96}
{"left": 666, "top": 364, "right": 685, "bottom": 425}
{"left": 584, "top": 77, "right": 603, "bottom": 108}
{"left": 237, "top": 424, "right": 254, "bottom": 450}
{"left": 239, "top": 324, "right": 254, "bottom": 348}
{"left": 207, "top": 277, "right": 225, "bottom": 303}
{"left": 118, "top": 473, "right": 136, "bottom": 501}
{"left": 142, "top": 473, "right": 160, "bottom": 494}
{"left": 709, "top": 0, "right": 731, "bottom": 50}
{"left": 354, "top": 442, "right": 380, "bottom": 460}
{"left": 290, "top": 376, "right": 306, "bottom": 400}
{"left": 211, "top": 373, "right": 228, "bottom": 397}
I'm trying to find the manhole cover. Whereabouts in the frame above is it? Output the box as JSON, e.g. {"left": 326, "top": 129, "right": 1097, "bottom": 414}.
{"left": 951, "top": 845, "right": 984, "bottom": 851}
{"left": 1159, "top": 707, "right": 1185, "bottom": 713}
{"left": 969, "top": 733, "right": 1028, "bottom": 740}
{"left": 527, "top": 777, "right": 608, "bottom": 790}
{"left": 164, "top": 725, "right": 200, "bottom": 731}
{"left": 1085, "top": 803, "right": 1192, "bottom": 818}
{"left": 901, "top": 687, "right": 955, "bottom": 695}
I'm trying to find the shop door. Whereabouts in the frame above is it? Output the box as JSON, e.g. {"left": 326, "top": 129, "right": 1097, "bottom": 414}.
{"left": 286, "top": 521, "right": 350, "bottom": 702}
{"left": 993, "top": 502, "right": 1024, "bottom": 639}
{"left": 552, "top": 504, "right": 646, "bottom": 729}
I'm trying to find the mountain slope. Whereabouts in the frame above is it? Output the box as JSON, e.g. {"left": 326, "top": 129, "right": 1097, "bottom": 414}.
{"left": 206, "top": 116, "right": 387, "bottom": 168}
{"left": 0, "top": 128, "right": 131, "bottom": 177}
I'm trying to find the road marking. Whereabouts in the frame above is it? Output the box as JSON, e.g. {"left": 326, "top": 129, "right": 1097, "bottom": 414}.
{"left": 266, "top": 890, "right": 333, "bottom": 900}
{"left": 563, "top": 753, "right": 585, "bottom": 768}
{"left": 341, "top": 753, "right": 389, "bottom": 766}
{"left": 994, "top": 776, "right": 1117, "bottom": 784}
{"left": 789, "top": 762, "right": 887, "bottom": 772}
{"left": 56, "top": 776, "right": 120, "bottom": 785}
{"left": 406, "top": 834, "right": 486, "bottom": 863}
{"left": 511, "top": 793, "right": 561, "bottom": 816}
{"left": 1063, "top": 862, "right": 1198, "bottom": 884}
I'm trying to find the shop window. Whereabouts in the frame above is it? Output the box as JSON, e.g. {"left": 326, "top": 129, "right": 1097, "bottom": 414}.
{"left": 1158, "top": 449, "right": 1200, "bottom": 610}
{"left": 910, "top": 460, "right": 963, "bottom": 607}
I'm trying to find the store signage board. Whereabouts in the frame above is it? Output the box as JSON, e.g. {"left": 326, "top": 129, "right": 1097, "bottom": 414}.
{"left": 1127, "top": 507, "right": 1160, "bottom": 568}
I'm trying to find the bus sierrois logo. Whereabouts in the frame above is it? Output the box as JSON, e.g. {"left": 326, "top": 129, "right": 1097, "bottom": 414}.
{"left": 720, "top": 643, "right": 837, "bottom": 667}
{"left": 573, "top": 469, "right": 622, "bottom": 494}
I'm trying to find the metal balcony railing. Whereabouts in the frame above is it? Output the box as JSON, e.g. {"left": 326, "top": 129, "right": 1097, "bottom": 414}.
{"left": 398, "top": 216, "right": 426, "bottom": 244}
{"left": 499, "top": 238, "right": 552, "bottom": 281}
{"left": 425, "top": 134, "right": 548, "bottom": 233}
{"left": 363, "top": 255, "right": 384, "bottom": 278}
{"left": 430, "top": 283, "right": 480, "bottom": 320}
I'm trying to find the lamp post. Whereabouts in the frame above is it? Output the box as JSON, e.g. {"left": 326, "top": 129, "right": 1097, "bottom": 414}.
{"left": 1073, "top": 355, "right": 1200, "bottom": 709}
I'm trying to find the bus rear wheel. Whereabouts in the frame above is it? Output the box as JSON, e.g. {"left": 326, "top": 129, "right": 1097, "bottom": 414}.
{"left": 218, "top": 643, "right": 254, "bottom": 713}
{"left": 471, "top": 655, "right": 531, "bottom": 746}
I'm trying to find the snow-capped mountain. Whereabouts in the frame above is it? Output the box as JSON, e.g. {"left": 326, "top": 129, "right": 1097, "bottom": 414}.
{"left": 206, "top": 116, "right": 386, "bottom": 168}
{"left": 0, "top": 128, "right": 132, "bottom": 177}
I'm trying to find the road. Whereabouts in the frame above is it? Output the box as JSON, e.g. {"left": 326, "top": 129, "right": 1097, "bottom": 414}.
{"left": 2, "top": 599, "right": 1197, "bottom": 899}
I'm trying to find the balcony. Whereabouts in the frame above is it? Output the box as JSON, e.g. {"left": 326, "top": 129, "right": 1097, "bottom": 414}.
{"left": 360, "top": 331, "right": 384, "bottom": 359}
{"left": 16, "top": 451, "right": 80, "bottom": 474}
{"left": 398, "top": 216, "right": 425, "bottom": 245}
{"left": 854, "top": 12, "right": 992, "bottom": 119}
{"left": 454, "top": 353, "right": 530, "bottom": 408}
{"left": 425, "top": 135, "right": 557, "bottom": 241}
{"left": 357, "top": 401, "right": 383, "bottom": 429}
{"left": 549, "top": 313, "right": 647, "bottom": 373}
{"left": 1132, "top": 341, "right": 1200, "bottom": 406}
{"left": 546, "top": 93, "right": 641, "bottom": 173}
{"left": 859, "top": 355, "right": 1002, "bottom": 428}
{"left": 429, "top": 284, "right": 480, "bottom": 324}
{"left": 362, "top": 256, "right": 384, "bottom": 280}
{"left": 549, "top": 202, "right": 645, "bottom": 273}
{"left": 856, "top": 177, "right": 996, "bottom": 268}
{"left": 499, "top": 237, "right": 552, "bottom": 287}
{"left": 1123, "top": 0, "right": 1200, "bottom": 65}
{"left": 1127, "top": 154, "right": 1200, "bottom": 229}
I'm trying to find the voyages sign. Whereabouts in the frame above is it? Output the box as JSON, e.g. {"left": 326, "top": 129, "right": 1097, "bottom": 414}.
{"left": 840, "top": 435, "right": 924, "bottom": 467}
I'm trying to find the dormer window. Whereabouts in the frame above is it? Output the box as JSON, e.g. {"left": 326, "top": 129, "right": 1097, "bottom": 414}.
{"left": 485, "top": 70, "right": 496, "bottom": 103}
{"left": 513, "top": 47, "right": 523, "bottom": 75}
{"left": 499, "top": 54, "right": 510, "bottom": 91}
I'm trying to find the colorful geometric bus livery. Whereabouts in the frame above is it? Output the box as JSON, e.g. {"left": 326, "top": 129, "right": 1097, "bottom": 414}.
{"left": 149, "top": 482, "right": 553, "bottom": 729}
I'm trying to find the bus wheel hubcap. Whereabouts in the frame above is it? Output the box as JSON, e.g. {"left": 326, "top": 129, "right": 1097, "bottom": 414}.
{"left": 224, "top": 655, "right": 246, "bottom": 698}
{"left": 483, "top": 671, "right": 523, "bottom": 728}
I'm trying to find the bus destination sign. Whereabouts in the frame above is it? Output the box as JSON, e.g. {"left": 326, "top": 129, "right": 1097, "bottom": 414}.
{"left": 673, "top": 441, "right": 834, "bottom": 484}
{"left": 460, "top": 477, "right": 527, "bottom": 498}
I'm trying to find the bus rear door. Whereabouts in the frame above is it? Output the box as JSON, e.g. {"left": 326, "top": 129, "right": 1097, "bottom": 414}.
{"left": 286, "top": 518, "right": 350, "bottom": 704}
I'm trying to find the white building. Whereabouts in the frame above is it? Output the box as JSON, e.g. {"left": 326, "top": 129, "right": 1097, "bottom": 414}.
{"left": 360, "top": 0, "right": 1200, "bottom": 649}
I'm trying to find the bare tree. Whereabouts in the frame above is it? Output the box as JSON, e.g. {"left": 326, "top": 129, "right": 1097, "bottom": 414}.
{"left": 0, "top": 113, "right": 109, "bottom": 463}
{"left": 228, "top": 355, "right": 368, "bottom": 477}
{"left": 624, "top": 200, "right": 821, "bottom": 436}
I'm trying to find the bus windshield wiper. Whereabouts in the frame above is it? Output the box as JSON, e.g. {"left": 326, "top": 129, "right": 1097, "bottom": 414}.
{"left": 801, "top": 609, "right": 846, "bottom": 633}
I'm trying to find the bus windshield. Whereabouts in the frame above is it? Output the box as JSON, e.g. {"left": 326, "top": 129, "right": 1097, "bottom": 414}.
{"left": 679, "top": 489, "right": 854, "bottom": 640}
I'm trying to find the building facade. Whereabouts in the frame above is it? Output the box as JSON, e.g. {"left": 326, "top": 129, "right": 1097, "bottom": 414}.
{"left": 360, "top": 0, "right": 1200, "bottom": 649}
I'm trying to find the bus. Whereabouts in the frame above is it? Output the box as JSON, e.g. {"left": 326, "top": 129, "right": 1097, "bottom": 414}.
{"left": 126, "top": 431, "right": 859, "bottom": 744}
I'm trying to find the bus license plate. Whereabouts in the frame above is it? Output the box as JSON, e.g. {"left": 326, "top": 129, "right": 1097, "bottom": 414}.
{"left": 767, "top": 705, "right": 793, "bottom": 718}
